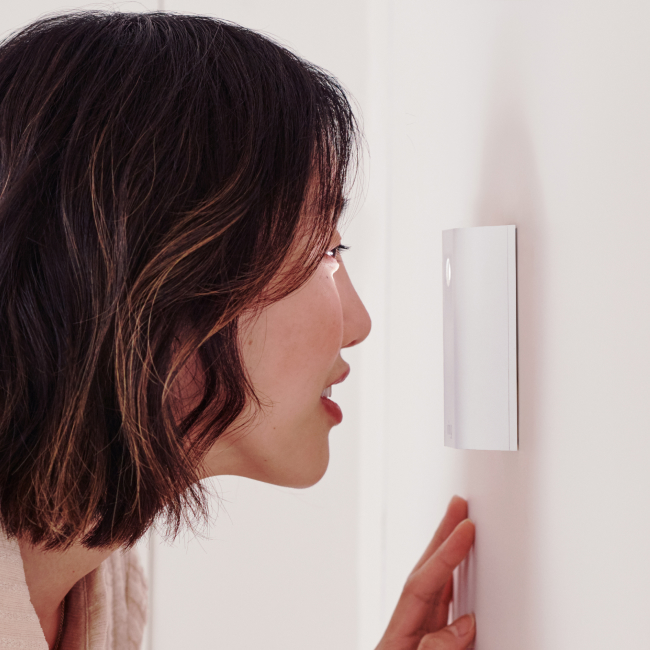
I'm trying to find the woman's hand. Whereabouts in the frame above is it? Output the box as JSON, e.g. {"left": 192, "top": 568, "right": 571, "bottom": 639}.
{"left": 376, "top": 495, "right": 476, "bottom": 650}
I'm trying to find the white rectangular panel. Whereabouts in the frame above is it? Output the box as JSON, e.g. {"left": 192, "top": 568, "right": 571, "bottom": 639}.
{"left": 443, "top": 225, "right": 518, "bottom": 450}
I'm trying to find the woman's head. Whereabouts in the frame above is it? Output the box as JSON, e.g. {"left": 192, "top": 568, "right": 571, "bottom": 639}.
{"left": 0, "top": 10, "right": 368, "bottom": 550}
{"left": 195, "top": 227, "right": 370, "bottom": 490}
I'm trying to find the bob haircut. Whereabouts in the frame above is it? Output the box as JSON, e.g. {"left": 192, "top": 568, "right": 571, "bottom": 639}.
{"left": 0, "top": 10, "right": 359, "bottom": 549}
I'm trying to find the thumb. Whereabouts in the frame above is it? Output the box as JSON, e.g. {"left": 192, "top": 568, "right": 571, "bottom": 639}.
{"left": 417, "top": 614, "right": 475, "bottom": 649}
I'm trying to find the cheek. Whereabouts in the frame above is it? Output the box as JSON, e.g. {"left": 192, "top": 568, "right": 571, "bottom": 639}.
{"left": 244, "top": 271, "right": 343, "bottom": 394}
{"left": 294, "top": 288, "right": 342, "bottom": 360}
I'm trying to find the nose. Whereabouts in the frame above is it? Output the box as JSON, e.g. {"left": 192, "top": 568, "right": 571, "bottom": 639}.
{"left": 337, "top": 260, "right": 372, "bottom": 349}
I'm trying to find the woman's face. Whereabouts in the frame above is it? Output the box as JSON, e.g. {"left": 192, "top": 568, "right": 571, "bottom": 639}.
{"left": 197, "top": 229, "right": 371, "bottom": 488}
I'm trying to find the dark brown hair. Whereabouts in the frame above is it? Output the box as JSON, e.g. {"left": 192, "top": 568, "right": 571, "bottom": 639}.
{"left": 0, "top": 10, "right": 359, "bottom": 549}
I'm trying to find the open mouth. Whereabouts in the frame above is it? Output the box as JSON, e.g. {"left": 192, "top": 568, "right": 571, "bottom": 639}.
{"left": 320, "top": 387, "right": 342, "bottom": 424}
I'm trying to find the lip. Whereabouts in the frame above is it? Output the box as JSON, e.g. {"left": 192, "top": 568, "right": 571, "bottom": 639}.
{"left": 320, "top": 396, "right": 343, "bottom": 424}
{"left": 329, "top": 366, "right": 350, "bottom": 388}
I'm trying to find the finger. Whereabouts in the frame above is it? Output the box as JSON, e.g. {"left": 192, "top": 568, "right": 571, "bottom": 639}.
{"left": 417, "top": 614, "right": 476, "bottom": 650}
{"left": 411, "top": 496, "right": 468, "bottom": 574}
{"left": 384, "top": 519, "right": 475, "bottom": 639}
{"left": 428, "top": 575, "right": 453, "bottom": 631}
{"left": 410, "top": 519, "right": 474, "bottom": 603}
{"left": 442, "top": 574, "right": 453, "bottom": 607}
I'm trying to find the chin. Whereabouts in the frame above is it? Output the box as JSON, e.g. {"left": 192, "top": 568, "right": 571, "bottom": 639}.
{"left": 282, "top": 451, "right": 330, "bottom": 489}
{"left": 290, "top": 471, "right": 327, "bottom": 489}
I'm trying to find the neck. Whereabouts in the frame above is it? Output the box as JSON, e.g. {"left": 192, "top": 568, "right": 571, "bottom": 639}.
{"left": 18, "top": 538, "right": 116, "bottom": 648}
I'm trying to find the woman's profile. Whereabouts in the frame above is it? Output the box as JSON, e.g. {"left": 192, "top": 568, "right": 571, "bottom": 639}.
{"left": 0, "top": 11, "right": 475, "bottom": 650}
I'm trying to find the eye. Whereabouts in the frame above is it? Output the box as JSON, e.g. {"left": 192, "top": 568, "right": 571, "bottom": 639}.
{"left": 325, "top": 244, "right": 350, "bottom": 260}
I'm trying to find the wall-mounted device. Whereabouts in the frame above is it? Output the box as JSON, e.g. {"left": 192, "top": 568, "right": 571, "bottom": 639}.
{"left": 443, "top": 225, "right": 518, "bottom": 451}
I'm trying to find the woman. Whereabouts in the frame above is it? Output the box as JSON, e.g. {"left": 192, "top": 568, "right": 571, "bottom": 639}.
{"left": 0, "top": 11, "right": 476, "bottom": 650}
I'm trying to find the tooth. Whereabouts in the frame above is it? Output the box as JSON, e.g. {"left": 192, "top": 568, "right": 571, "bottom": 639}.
{"left": 321, "top": 386, "right": 332, "bottom": 399}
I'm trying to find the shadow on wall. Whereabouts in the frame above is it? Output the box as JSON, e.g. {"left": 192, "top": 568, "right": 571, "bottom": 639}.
{"left": 457, "top": 61, "right": 547, "bottom": 650}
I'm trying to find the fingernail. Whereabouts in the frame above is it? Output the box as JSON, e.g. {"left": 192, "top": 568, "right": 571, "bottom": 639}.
{"left": 450, "top": 613, "right": 474, "bottom": 637}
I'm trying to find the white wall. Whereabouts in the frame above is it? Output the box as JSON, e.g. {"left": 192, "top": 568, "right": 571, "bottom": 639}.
{"left": 379, "top": 2, "right": 650, "bottom": 649}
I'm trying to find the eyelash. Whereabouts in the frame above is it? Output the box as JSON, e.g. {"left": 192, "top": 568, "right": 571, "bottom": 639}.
{"left": 326, "top": 244, "right": 350, "bottom": 259}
